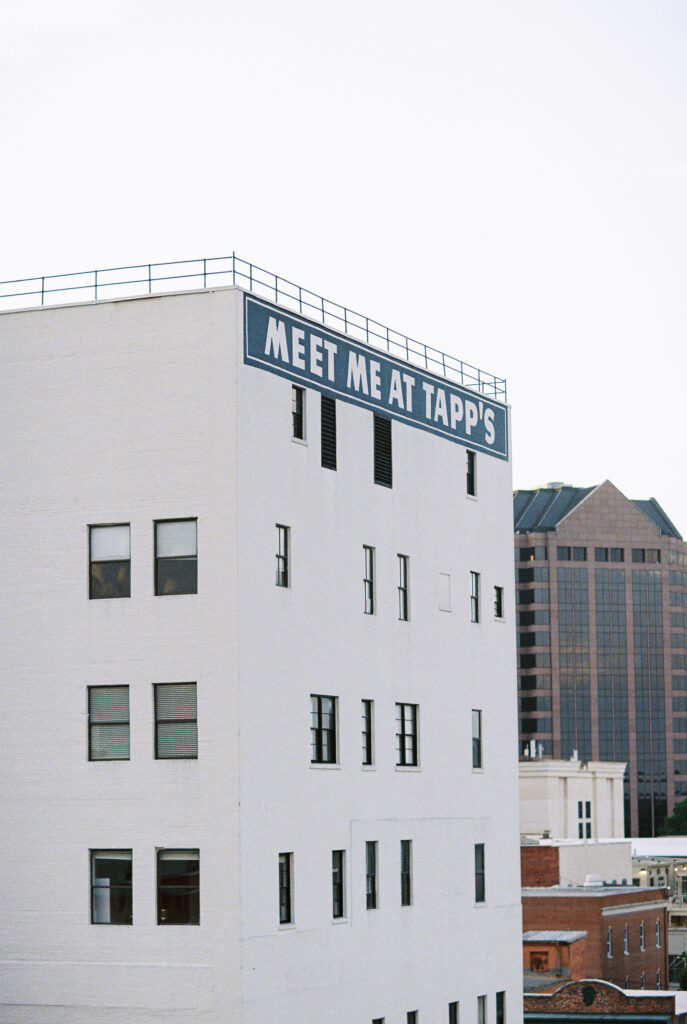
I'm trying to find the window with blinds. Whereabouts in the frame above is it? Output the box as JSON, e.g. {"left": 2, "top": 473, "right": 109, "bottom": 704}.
{"left": 321, "top": 395, "right": 337, "bottom": 470}
{"left": 88, "top": 686, "right": 130, "bottom": 760}
{"left": 373, "top": 414, "right": 392, "bottom": 487}
{"left": 154, "top": 683, "right": 198, "bottom": 759}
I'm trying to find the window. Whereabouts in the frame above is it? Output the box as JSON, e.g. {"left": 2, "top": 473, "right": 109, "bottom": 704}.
{"left": 477, "top": 995, "right": 487, "bottom": 1024}
{"left": 396, "top": 702, "right": 418, "bottom": 766}
{"left": 632, "top": 548, "right": 646, "bottom": 563}
{"left": 276, "top": 524, "right": 289, "bottom": 587}
{"left": 470, "top": 571, "right": 480, "bottom": 622}
{"left": 496, "top": 992, "right": 505, "bottom": 1024}
{"left": 557, "top": 546, "right": 571, "bottom": 560}
{"left": 472, "top": 709, "right": 483, "bottom": 769}
{"left": 656, "top": 919, "right": 661, "bottom": 947}
{"left": 577, "top": 800, "right": 592, "bottom": 839}
{"left": 89, "top": 524, "right": 130, "bottom": 599}
{"left": 519, "top": 546, "right": 547, "bottom": 561}
{"left": 373, "top": 414, "right": 392, "bottom": 487}
{"left": 362, "top": 699, "right": 374, "bottom": 765}
{"left": 474, "top": 843, "right": 485, "bottom": 903}
{"left": 364, "top": 545, "right": 375, "bottom": 614}
{"left": 157, "top": 849, "right": 199, "bottom": 925}
{"left": 292, "top": 384, "right": 305, "bottom": 439}
{"left": 154, "top": 683, "right": 197, "bottom": 759}
{"left": 494, "top": 586, "right": 504, "bottom": 619}
{"left": 641, "top": 973, "right": 646, "bottom": 989}
{"left": 611, "top": 547, "right": 624, "bottom": 562}
{"left": 449, "top": 1003, "right": 459, "bottom": 1024}
{"left": 595, "top": 547, "right": 609, "bottom": 562}
{"left": 155, "top": 519, "right": 197, "bottom": 595}
{"left": 407, "top": 1013, "right": 418, "bottom": 1024}
{"left": 466, "top": 449, "right": 476, "bottom": 496}
{"left": 401, "top": 839, "right": 412, "bottom": 906}
{"left": 332, "top": 850, "right": 345, "bottom": 919}
{"left": 656, "top": 971, "right": 661, "bottom": 989}
{"left": 647, "top": 549, "right": 661, "bottom": 564}
{"left": 398, "top": 554, "right": 410, "bottom": 621}
{"left": 279, "top": 852, "right": 293, "bottom": 924}
{"left": 372, "top": 1020, "right": 385, "bottom": 1024}
{"left": 607, "top": 927, "right": 613, "bottom": 957}
{"left": 88, "top": 685, "right": 130, "bottom": 760}
{"left": 310, "top": 694, "right": 337, "bottom": 763}
{"left": 573, "top": 546, "right": 587, "bottom": 561}
{"left": 91, "top": 850, "right": 132, "bottom": 924}
{"left": 640, "top": 920, "right": 645, "bottom": 951}
{"left": 366, "top": 840, "right": 378, "bottom": 909}
{"left": 321, "top": 394, "right": 337, "bottom": 470}
{"left": 624, "top": 922, "right": 629, "bottom": 953}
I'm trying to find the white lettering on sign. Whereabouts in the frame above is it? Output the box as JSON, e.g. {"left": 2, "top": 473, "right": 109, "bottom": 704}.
{"left": 265, "top": 316, "right": 289, "bottom": 361}
{"left": 310, "top": 334, "right": 323, "bottom": 377}
{"left": 292, "top": 327, "right": 306, "bottom": 370}
{"left": 347, "top": 352, "right": 369, "bottom": 394}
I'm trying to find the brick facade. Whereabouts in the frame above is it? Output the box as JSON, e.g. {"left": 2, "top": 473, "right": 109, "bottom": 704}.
{"left": 524, "top": 979, "right": 676, "bottom": 1021}
{"left": 522, "top": 845, "right": 560, "bottom": 886}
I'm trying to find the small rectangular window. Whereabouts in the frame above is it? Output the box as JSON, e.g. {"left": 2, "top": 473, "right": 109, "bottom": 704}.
{"left": 496, "top": 992, "right": 505, "bottom": 1024}
{"left": 647, "top": 548, "right": 661, "bottom": 564}
{"left": 474, "top": 843, "right": 485, "bottom": 903}
{"left": 279, "top": 852, "right": 293, "bottom": 924}
{"left": 332, "top": 849, "right": 345, "bottom": 919}
{"left": 321, "top": 394, "right": 337, "bottom": 470}
{"left": 398, "top": 554, "right": 410, "bottom": 621}
{"left": 477, "top": 995, "right": 487, "bottom": 1024}
{"left": 557, "top": 546, "right": 571, "bottom": 560}
{"left": 472, "top": 709, "right": 483, "bottom": 769}
{"left": 292, "top": 385, "right": 305, "bottom": 439}
{"left": 89, "top": 524, "right": 130, "bottom": 599}
{"left": 364, "top": 545, "right": 375, "bottom": 615}
{"left": 466, "top": 450, "right": 476, "bottom": 496}
{"left": 640, "top": 920, "right": 645, "bottom": 951}
{"left": 656, "top": 918, "right": 661, "bottom": 947}
{"left": 610, "top": 547, "right": 624, "bottom": 562}
{"left": 407, "top": 1013, "right": 418, "bottom": 1024}
{"left": 89, "top": 686, "right": 130, "bottom": 760}
{"left": 91, "top": 849, "right": 132, "bottom": 924}
{"left": 494, "top": 586, "right": 504, "bottom": 619}
{"left": 155, "top": 519, "right": 197, "bottom": 595}
{"left": 311, "top": 694, "right": 337, "bottom": 763}
{"left": 401, "top": 839, "right": 412, "bottom": 906}
{"left": 632, "top": 548, "right": 646, "bottom": 563}
{"left": 366, "top": 840, "right": 378, "bottom": 909}
{"left": 373, "top": 414, "right": 392, "bottom": 487}
{"left": 449, "top": 1002, "right": 459, "bottom": 1024}
{"left": 573, "top": 546, "right": 587, "bottom": 561}
{"left": 656, "top": 970, "right": 661, "bottom": 989}
{"left": 624, "top": 922, "right": 629, "bottom": 953}
{"left": 595, "top": 547, "right": 609, "bottom": 562}
{"left": 276, "top": 524, "right": 289, "bottom": 587}
{"left": 157, "top": 849, "right": 199, "bottom": 925}
{"left": 607, "top": 926, "right": 613, "bottom": 957}
{"left": 154, "top": 683, "right": 198, "bottom": 759}
{"left": 362, "top": 699, "right": 374, "bottom": 766}
{"left": 396, "top": 702, "right": 418, "bottom": 766}
{"left": 470, "top": 571, "right": 480, "bottom": 623}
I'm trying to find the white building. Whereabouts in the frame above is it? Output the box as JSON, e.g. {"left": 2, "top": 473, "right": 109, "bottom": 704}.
{"left": 520, "top": 753, "right": 627, "bottom": 840}
{"left": 0, "top": 259, "right": 523, "bottom": 1023}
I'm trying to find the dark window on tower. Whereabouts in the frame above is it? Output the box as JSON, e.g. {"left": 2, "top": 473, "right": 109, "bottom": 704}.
{"left": 398, "top": 555, "right": 410, "bottom": 621}
{"left": 472, "top": 709, "right": 483, "bottom": 768}
{"left": 292, "top": 385, "right": 305, "bottom": 439}
{"left": 276, "top": 525, "right": 290, "bottom": 587}
{"left": 366, "top": 841, "right": 378, "bottom": 909}
{"left": 310, "top": 694, "right": 337, "bottom": 763}
{"left": 400, "top": 839, "right": 412, "bottom": 906}
{"left": 157, "top": 849, "right": 199, "bottom": 925}
{"left": 471, "top": 571, "right": 480, "bottom": 622}
{"left": 474, "top": 843, "right": 485, "bottom": 902}
{"left": 89, "top": 524, "right": 131, "bottom": 599}
{"left": 396, "top": 702, "right": 418, "bottom": 766}
{"left": 279, "top": 852, "right": 293, "bottom": 924}
{"left": 494, "top": 586, "right": 504, "bottom": 618}
{"left": 573, "top": 547, "right": 587, "bottom": 561}
{"left": 364, "top": 545, "right": 375, "bottom": 614}
{"left": 449, "top": 1002, "right": 459, "bottom": 1024}
{"left": 155, "top": 519, "right": 197, "bottom": 595}
{"left": 610, "top": 548, "right": 624, "bottom": 562}
{"left": 91, "top": 850, "right": 132, "bottom": 924}
{"left": 362, "top": 699, "right": 374, "bottom": 765}
{"left": 496, "top": 992, "right": 505, "bottom": 1024}
{"left": 466, "top": 450, "right": 476, "bottom": 496}
{"left": 332, "top": 850, "right": 345, "bottom": 919}
{"left": 595, "top": 547, "right": 609, "bottom": 562}
{"left": 321, "top": 395, "right": 337, "bottom": 470}
{"left": 373, "top": 414, "right": 392, "bottom": 487}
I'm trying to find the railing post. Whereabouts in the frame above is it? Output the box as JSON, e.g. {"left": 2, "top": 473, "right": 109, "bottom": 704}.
{"left": 148, "top": 265, "right": 152, "bottom": 294}
{"left": 232, "top": 251, "right": 236, "bottom": 285}
{"left": 386, "top": 326, "right": 390, "bottom": 353}
{"left": 321, "top": 295, "right": 325, "bottom": 324}
{"left": 94, "top": 270, "right": 98, "bottom": 302}
{"left": 344, "top": 307, "right": 347, "bottom": 334}
{"left": 249, "top": 263, "right": 253, "bottom": 291}
{"left": 41, "top": 277, "right": 45, "bottom": 305}
{"left": 203, "top": 259, "right": 207, "bottom": 289}
{"left": 275, "top": 274, "right": 278, "bottom": 302}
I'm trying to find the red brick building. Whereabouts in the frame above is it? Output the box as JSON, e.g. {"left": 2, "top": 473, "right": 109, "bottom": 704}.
{"left": 524, "top": 979, "right": 683, "bottom": 1024}
{"left": 522, "top": 886, "right": 669, "bottom": 990}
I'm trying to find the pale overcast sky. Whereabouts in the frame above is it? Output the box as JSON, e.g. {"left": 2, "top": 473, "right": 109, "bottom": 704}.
{"left": 2, "top": 0, "right": 685, "bottom": 530}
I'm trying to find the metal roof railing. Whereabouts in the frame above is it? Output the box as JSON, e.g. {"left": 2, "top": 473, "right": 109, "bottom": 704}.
{"left": 0, "top": 253, "right": 507, "bottom": 402}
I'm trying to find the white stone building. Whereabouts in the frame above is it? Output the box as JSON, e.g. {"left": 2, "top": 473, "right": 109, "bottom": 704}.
{"left": 520, "top": 754, "right": 627, "bottom": 840}
{"left": 0, "top": 261, "right": 522, "bottom": 1023}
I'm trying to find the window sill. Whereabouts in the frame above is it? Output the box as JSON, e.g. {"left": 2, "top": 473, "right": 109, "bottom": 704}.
{"left": 310, "top": 762, "right": 342, "bottom": 770}
{"left": 279, "top": 922, "right": 296, "bottom": 931}
{"left": 467, "top": 493, "right": 478, "bottom": 502}
{"left": 291, "top": 437, "right": 308, "bottom": 446}
{"left": 494, "top": 616, "right": 506, "bottom": 623}
{"left": 472, "top": 767, "right": 485, "bottom": 774}
{"left": 395, "top": 765, "right": 421, "bottom": 772}
{"left": 474, "top": 901, "right": 487, "bottom": 908}
{"left": 331, "top": 917, "right": 349, "bottom": 925}
{"left": 361, "top": 764, "right": 376, "bottom": 771}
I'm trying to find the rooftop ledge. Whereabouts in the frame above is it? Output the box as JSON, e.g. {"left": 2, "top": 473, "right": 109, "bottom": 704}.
{"left": 0, "top": 254, "right": 507, "bottom": 403}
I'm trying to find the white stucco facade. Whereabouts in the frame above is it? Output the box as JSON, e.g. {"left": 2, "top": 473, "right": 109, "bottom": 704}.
{"left": 520, "top": 756, "right": 626, "bottom": 840}
{"left": 1, "top": 285, "right": 522, "bottom": 1023}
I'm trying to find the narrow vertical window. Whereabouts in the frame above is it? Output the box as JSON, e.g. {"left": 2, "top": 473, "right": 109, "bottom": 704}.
{"left": 477, "top": 995, "right": 487, "bottom": 1024}
{"left": 366, "top": 841, "right": 378, "bottom": 909}
{"left": 154, "top": 683, "right": 198, "bottom": 759}
{"left": 449, "top": 1002, "right": 459, "bottom": 1024}
{"left": 292, "top": 385, "right": 305, "bottom": 440}
{"left": 494, "top": 586, "right": 504, "bottom": 619}
{"left": 89, "top": 524, "right": 130, "bottom": 599}
{"left": 400, "top": 839, "right": 412, "bottom": 906}
{"left": 624, "top": 923, "right": 629, "bottom": 953}
{"left": 155, "top": 519, "right": 197, "bottom": 595}
{"left": 332, "top": 850, "right": 345, "bottom": 919}
{"left": 578, "top": 800, "right": 592, "bottom": 838}
{"left": 472, "top": 709, "right": 483, "bottom": 769}
{"left": 470, "top": 571, "right": 480, "bottom": 622}
{"left": 321, "top": 394, "right": 337, "bottom": 470}
{"left": 407, "top": 1013, "right": 418, "bottom": 1024}
{"left": 310, "top": 695, "right": 337, "bottom": 763}
{"left": 474, "top": 843, "right": 485, "bottom": 903}
{"left": 364, "top": 545, "right": 375, "bottom": 614}
{"left": 396, "top": 703, "right": 418, "bottom": 766}
{"left": 496, "top": 992, "right": 505, "bottom": 1024}
{"left": 656, "top": 919, "right": 661, "bottom": 947}
{"left": 88, "top": 686, "right": 130, "bottom": 760}
{"left": 607, "top": 926, "right": 613, "bottom": 957}
{"left": 641, "top": 973, "right": 646, "bottom": 989}
{"left": 466, "top": 449, "right": 476, "bottom": 496}
{"left": 398, "top": 554, "right": 410, "bottom": 621}
{"left": 656, "top": 971, "right": 661, "bottom": 989}
{"left": 362, "top": 699, "right": 374, "bottom": 765}
{"left": 91, "top": 850, "right": 132, "bottom": 924}
{"left": 157, "top": 849, "right": 199, "bottom": 925}
{"left": 640, "top": 920, "right": 645, "bottom": 951}
{"left": 373, "top": 414, "right": 392, "bottom": 487}
{"left": 276, "top": 524, "right": 289, "bottom": 587}
{"left": 278, "top": 852, "right": 293, "bottom": 924}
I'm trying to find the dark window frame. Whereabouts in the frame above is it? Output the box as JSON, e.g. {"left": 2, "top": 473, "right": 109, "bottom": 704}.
{"left": 157, "top": 848, "right": 200, "bottom": 926}
{"left": 279, "top": 851, "right": 293, "bottom": 924}
{"left": 276, "top": 524, "right": 290, "bottom": 587}
{"left": 396, "top": 702, "right": 418, "bottom": 766}
{"left": 362, "top": 699, "right": 374, "bottom": 766}
{"left": 310, "top": 694, "right": 337, "bottom": 764}
{"left": 366, "top": 840, "right": 378, "bottom": 909}
{"left": 401, "top": 839, "right": 412, "bottom": 906}
{"left": 494, "top": 585, "right": 504, "bottom": 619}
{"left": 398, "top": 554, "right": 410, "bottom": 621}
{"left": 154, "top": 682, "right": 198, "bottom": 760}
{"left": 292, "top": 384, "right": 305, "bottom": 440}
{"left": 474, "top": 843, "right": 485, "bottom": 903}
{"left": 472, "top": 709, "right": 483, "bottom": 769}
{"left": 466, "top": 449, "right": 476, "bottom": 496}
{"left": 90, "top": 848, "right": 132, "bottom": 925}
{"left": 154, "top": 518, "right": 197, "bottom": 596}
{"left": 471, "top": 571, "right": 480, "bottom": 623}
{"left": 332, "top": 849, "right": 345, "bottom": 919}
{"left": 373, "top": 414, "right": 392, "bottom": 488}
{"left": 449, "top": 1002, "right": 459, "bottom": 1024}
{"left": 89, "top": 523, "right": 131, "bottom": 600}
{"left": 321, "top": 394, "right": 337, "bottom": 470}
{"left": 88, "top": 685, "right": 130, "bottom": 761}
{"left": 364, "top": 545, "right": 375, "bottom": 615}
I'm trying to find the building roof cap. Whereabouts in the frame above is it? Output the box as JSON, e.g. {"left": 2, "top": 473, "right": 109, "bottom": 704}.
{"left": 523, "top": 930, "right": 588, "bottom": 943}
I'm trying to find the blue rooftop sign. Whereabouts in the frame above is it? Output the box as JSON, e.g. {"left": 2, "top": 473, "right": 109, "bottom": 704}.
{"left": 244, "top": 294, "right": 508, "bottom": 460}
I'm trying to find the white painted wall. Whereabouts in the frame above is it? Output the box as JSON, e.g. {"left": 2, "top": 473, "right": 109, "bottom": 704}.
{"left": 0, "top": 287, "right": 523, "bottom": 1023}
{"left": 520, "top": 758, "right": 626, "bottom": 839}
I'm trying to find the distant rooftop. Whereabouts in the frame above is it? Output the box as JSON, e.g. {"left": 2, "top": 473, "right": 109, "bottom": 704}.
{"left": 522, "top": 885, "right": 660, "bottom": 897}
{"left": 514, "top": 483, "right": 682, "bottom": 539}
{"left": 0, "top": 253, "right": 507, "bottom": 402}
{"left": 524, "top": 930, "right": 588, "bottom": 943}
